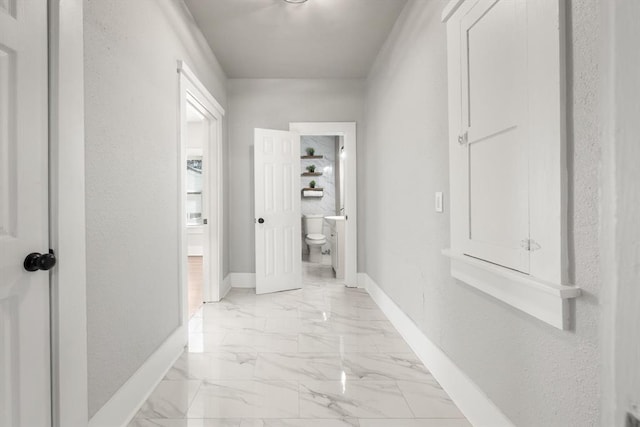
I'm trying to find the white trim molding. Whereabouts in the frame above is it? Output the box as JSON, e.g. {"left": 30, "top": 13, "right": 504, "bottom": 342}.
{"left": 88, "top": 328, "right": 186, "bottom": 427}
{"left": 357, "top": 272, "right": 367, "bottom": 289}
{"left": 362, "top": 273, "right": 515, "bottom": 427}
{"left": 441, "top": 0, "right": 465, "bottom": 22}
{"left": 49, "top": 1, "right": 89, "bottom": 425}
{"left": 443, "top": 250, "right": 580, "bottom": 330}
{"left": 177, "top": 61, "right": 225, "bottom": 116}
{"left": 178, "top": 60, "right": 226, "bottom": 316}
{"left": 230, "top": 273, "right": 256, "bottom": 288}
{"left": 221, "top": 274, "right": 232, "bottom": 298}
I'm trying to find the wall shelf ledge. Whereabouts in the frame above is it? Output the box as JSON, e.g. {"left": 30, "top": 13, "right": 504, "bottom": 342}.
{"left": 442, "top": 249, "right": 580, "bottom": 330}
{"left": 301, "top": 187, "right": 323, "bottom": 198}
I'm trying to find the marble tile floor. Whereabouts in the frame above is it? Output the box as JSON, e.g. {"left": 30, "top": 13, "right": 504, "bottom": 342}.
{"left": 129, "top": 261, "right": 471, "bottom": 427}
{"left": 188, "top": 256, "right": 204, "bottom": 318}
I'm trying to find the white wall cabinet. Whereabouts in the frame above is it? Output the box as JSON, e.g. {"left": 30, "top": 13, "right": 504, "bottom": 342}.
{"left": 442, "top": 0, "right": 580, "bottom": 330}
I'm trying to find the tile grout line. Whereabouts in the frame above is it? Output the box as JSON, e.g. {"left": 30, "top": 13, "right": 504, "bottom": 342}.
{"left": 184, "top": 378, "right": 204, "bottom": 420}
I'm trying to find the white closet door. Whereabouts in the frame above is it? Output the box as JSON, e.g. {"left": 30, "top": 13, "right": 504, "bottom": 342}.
{"left": 0, "top": 1, "right": 52, "bottom": 426}
{"left": 254, "top": 128, "right": 302, "bottom": 295}
{"left": 460, "top": 0, "right": 530, "bottom": 273}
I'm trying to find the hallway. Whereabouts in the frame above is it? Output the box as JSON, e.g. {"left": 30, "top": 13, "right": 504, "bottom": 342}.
{"left": 129, "top": 263, "right": 470, "bottom": 426}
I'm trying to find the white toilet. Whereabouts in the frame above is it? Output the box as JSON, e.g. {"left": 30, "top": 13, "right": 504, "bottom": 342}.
{"left": 303, "top": 214, "right": 327, "bottom": 263}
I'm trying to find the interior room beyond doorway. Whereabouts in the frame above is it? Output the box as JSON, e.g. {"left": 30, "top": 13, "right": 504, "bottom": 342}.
{"left": 300, "top": 135, "right": 346, "bottom": 282}
{"left": 186, "top": 102, "right": 207, "bottom": 317}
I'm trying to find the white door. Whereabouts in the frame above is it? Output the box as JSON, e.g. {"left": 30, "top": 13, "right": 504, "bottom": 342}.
{"left": 0, "top": 1, "right": 52, "bottom": 426}
{"left": 460, "top": 0, "right": 530, "bottom": 273}
{"left": 254, "top": 128, "right": 301, "bottom": 294}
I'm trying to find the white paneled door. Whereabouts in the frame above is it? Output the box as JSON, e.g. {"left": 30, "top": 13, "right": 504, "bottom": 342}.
{"left": 254, "top": 129, "right": 302, "bottom": 295}
{"left": 0, "top": 1, "right": 51, "bottom": 426}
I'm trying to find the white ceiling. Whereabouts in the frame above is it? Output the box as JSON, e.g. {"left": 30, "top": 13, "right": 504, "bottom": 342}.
{"left": 183, "top": 0, "right": 408, "bottom": 79}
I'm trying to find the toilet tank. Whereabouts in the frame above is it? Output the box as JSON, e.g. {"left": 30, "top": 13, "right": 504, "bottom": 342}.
{"left": 303, "top": 214, "right": 324, "bottom": 235}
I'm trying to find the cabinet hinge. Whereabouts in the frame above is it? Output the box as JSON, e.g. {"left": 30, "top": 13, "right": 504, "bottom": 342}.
{"left": 520, "top": 239, "right": 541, "bottom": 252}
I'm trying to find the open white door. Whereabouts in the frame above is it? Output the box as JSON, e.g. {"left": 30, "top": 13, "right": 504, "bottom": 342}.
{"left": 0, "top": 1, "right": 52, "bottom": 426}
{"left": 254, "top": 128, "right": 302, "bottom": 295}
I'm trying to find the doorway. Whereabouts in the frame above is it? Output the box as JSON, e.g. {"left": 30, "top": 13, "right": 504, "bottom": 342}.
{"left": 185, "top": 102, "right": 207, "bottom": 317}
{"left": 299, "top": 135, "right": 344, "bottom": 280}
{"left": 291, "top": 122, "right": 358, "bottom": 287}
{"left": 178, "top": 61, "right": 225, "bottom": 328}
{"left": 253, "top": 123, "right": 357, "bottom": 293}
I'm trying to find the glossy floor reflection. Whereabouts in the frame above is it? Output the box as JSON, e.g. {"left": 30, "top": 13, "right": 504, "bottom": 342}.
{"left": 188, "top": 256, "right": 204, "bottom": 318}
{"left": 129, "top": 261, "right": 471, "bottom": 427}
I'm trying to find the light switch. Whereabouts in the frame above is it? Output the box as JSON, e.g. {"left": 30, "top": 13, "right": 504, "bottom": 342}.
{"left": 435, "top": 192, "right": 443, "bottom": 213}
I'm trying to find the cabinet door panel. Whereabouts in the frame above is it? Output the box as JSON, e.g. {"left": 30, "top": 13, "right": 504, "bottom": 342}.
{"left": 468, "top": 129, "right": 528, "bottom": 269}
{"left": 461, "top": 0, "right": 529, "bottom": 273}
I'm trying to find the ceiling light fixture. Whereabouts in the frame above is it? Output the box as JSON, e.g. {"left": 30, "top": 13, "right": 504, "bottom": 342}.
{"left": 284, "top": 0, "right": 308, "bottom": 3}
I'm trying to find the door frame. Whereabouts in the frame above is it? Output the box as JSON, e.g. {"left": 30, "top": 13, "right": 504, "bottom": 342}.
{"left": 289, "top": 122, "right": 358, "bottom": 287}
{"left": 178, "top": 61, "right": 225, "bottom": 329}
{"left": 49, "top": 0, "right": 89, "bottom": 426}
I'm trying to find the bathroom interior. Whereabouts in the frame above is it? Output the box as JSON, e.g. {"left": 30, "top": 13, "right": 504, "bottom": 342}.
{"left": 300, "top": 135, "right": 346, "bottom": 281}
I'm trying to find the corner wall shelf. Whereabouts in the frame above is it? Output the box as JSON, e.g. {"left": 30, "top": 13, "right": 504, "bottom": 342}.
{"left": 302, "top": 172, "right": 322, "bottom": 176}
{"left": 301, "top": 155, "right": 323, "bottom": 159}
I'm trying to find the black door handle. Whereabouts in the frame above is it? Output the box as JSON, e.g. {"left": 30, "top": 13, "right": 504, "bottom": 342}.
{"left": 258, "top": 218, "right": 265, "bottom": 224}
{"left": 24, "top": 250, "right": 57, "bottom": 272}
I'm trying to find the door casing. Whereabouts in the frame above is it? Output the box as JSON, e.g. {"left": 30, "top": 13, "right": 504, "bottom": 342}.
{"left": 49, "top": 1, "right": 89, "bottom": 426}
{"left": 178, "top": 61, "right": 226, "bottom": 329}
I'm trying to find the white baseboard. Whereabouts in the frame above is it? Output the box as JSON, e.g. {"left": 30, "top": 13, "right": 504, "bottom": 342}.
{"left": 229, "top": 273, "right": 363, "bottom": 290}
{"left": 88, "top": 327, "right": 187, "bottom": 427}
{"left": 357, "top": 272, "right": 367, "bottom": 289}
{"left": 362, "top": 273, "right": 514, "bottom": 427}
{"left": 230, "top": 272, "right": 256, "bottom": 288}
{"left": 221, "top": 274, "right": 232, "bottom": 298}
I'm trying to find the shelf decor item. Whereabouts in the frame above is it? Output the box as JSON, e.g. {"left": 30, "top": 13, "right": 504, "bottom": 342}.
{"left": 305, "top": 147, "right": 315, "bottom": 156}
{"left": 309, "top": 180, "right": 316, "bottom": 188}
{"left": 306, "top": 164, "right": 316, "bottom": 173}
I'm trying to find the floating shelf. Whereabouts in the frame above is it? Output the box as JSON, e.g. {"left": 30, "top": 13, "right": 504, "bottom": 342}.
{"left": 302, "top": 187, "right": 324, "bottom": 198}
{"left": 301, "top": 155, "right": 323, "bottom": 159}
{"left": 301, "top": 172, "right": 322, "bottom": 176}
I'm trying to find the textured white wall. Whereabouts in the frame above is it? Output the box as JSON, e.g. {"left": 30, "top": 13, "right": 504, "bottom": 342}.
{"left": 600, "top": 0, "right": 640, "bottom": 425}
{"left": 83, "top": 0, "right": 227, "bottom": 416}
{"left": 363, "top": 0, "right": 600, "bottom": 425}
{"left": 227, "top": 79, "right": 365, "bottom": 274}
